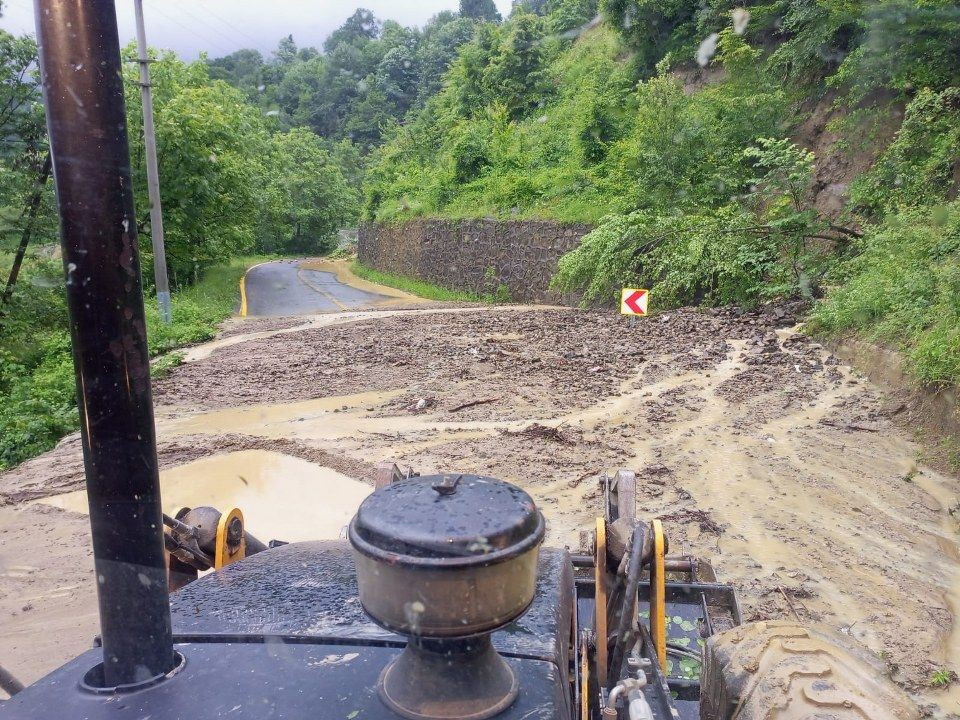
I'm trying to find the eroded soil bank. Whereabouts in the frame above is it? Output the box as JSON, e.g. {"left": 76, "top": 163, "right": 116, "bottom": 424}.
{"left": 2, "top": 303, "right": 959, "bottom": 714}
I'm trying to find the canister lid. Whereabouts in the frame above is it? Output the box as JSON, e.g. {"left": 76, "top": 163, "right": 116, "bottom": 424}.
{"left": 349, "top": 474, "right": 544, "bottom": 566}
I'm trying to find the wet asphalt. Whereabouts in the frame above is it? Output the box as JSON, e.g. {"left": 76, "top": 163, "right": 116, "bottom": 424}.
{"left": 243, "top": 260, "right": 390, "bottom": 317}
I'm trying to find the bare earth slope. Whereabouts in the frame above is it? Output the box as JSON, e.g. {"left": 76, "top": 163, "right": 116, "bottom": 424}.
{"left": 2, "top": 303, "right": 959, "bottom": 713}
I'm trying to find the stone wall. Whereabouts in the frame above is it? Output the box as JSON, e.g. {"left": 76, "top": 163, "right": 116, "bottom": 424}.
{"left": 357, "top": 219, "right": 591, "bottom": 303}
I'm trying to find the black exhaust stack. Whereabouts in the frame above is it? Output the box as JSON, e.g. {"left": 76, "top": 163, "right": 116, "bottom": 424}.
{"left": 34, "top": 0, "right": 176, "bottom": 687}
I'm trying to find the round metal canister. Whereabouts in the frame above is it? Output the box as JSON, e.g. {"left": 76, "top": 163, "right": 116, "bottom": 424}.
{"left": 348, "top": 474, "right": 545, "bottom": 637}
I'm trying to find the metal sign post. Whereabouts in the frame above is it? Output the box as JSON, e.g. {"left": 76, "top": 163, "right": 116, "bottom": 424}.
{"left": 134, "top": 0, "right": 172, "bottom": 323}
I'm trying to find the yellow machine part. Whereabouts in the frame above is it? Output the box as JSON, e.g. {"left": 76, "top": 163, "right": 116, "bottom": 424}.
{"left": 580, "top": 633, "right": 590, "bottom": 720}
{"left": 214, "top": 507, "right": 246, "bottom": 569}
{"left": 649, "top": 519, "right": 667, "bottom": 673}
{"left": 594, "top": 516, "right": 608, "bottom": 688}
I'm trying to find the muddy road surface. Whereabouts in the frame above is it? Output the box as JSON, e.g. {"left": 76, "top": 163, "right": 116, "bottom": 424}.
{"left": 2, "top": 268, "right": 959, "bottom": 713}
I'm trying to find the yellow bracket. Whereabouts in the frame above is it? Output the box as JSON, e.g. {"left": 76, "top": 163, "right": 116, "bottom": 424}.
{"left": 649, "top": 519, "right": 667, "bottom": 673}
{"left": 214, "top": 507, "right": 246, "bottom": 569}
{"left": 580, "top": 633, "right": 590, "bottom": 720}
{"left": 594, "top": 517, "right": 608, "bottom": 688}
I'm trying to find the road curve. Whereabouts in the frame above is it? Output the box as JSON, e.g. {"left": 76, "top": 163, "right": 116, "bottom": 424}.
{"left": 242, "top": 259, "right": 393, "bottom": 317}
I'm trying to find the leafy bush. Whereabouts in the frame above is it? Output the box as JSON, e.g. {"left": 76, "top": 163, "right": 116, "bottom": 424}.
{"left": 811, "top": 202, "right": 960, "bottom": 385}
{"left": 0, "top": 333, "right": 76, "bottom": 469}
{"left": 553, "top": 203, "right": 818, "bottom": 306}
{"left": 828, "top": 0, "right": 960, "bottom": 101}
{"left": 450, "top": 122, "right": 493, "bottom": 182}
{"left": 546, "top": 0, "right": 599, "bottom": 34}
{"left": 765, "top": 0, "right": 863, "bottom": 83}
{"left": 850, "top": 88, "right": 960, "bottom": 218}
{"left": 599, "top": 0, "right": 699, "bottom": 72}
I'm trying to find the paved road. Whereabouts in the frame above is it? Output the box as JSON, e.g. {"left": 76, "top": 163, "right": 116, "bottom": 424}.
{"left": 243, "top": 260, "right": 391, "bottom": 317}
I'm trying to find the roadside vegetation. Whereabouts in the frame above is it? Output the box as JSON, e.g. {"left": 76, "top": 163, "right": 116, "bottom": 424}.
{"left": 0, "top": 256, "right": 267, "bottom": 469}
{"left": 351, "top": 262, "right": 487, "bottom": 302}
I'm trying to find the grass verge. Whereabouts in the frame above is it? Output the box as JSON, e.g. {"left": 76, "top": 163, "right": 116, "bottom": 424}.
{"left": 146, "top": 255, "right": 271, "bottom": 354}
{"left": 350, "top": 261, "right": 489, "bottom": 302}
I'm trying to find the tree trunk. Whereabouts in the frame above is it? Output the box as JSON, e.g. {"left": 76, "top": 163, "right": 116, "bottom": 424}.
{"left": 0, "top": 152, "right": 53, "bottom": 310}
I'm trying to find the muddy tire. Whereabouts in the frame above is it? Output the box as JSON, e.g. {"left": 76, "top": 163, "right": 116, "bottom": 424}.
{"left": 700, "top": 620, "right": 918, "bottom": 720}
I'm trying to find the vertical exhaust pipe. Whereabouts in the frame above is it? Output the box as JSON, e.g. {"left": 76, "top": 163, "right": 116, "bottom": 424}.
{"left": 34, "top": 0, "right": 175, "bottom": 687}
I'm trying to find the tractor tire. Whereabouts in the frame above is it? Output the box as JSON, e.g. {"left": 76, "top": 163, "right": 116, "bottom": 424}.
{"left": 700, "top": 620, "right": 919, "bottom": 720}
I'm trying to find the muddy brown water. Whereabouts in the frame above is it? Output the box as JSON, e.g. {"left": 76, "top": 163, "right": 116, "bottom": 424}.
{"left": 2, "top": 302, "right": 960, "bottom": 714}
{"left": 38, "top": 450, "right": 371, "bottom": 543}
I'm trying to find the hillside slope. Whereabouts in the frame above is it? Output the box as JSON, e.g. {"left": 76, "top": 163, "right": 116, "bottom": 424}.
{"left": 364, "top": 0, "right": 960, "bottom": 386}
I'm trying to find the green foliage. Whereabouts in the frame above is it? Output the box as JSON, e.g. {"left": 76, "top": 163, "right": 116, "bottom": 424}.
{"left": 762, "top": 0, "right": 960, "bottom": 99}
{"left": 554, "top": 206, "right": 798, "bottom": 306}
{"left": 765, "top": 0, "right": 863, "bottom": 82}
{"left": 450, "top": 122, "right": 493, "bottom": 182}
{"left": 850, "top": 88, "right": 960, "bottom": 218}
{"left": 599, "top": 0, "right": 698, "bottom": 71}
{"left": 461, "top": 0, "right": 502, "bottom": 23}
{"left": 0, "top": 333, "right": 77, "bottom": 469}
{"left": 210, "top": 9, "right": 482, "bottom": 154}
{"left": 350, "top": 261, "right": 486, "bottom": 301}
{"left": 144, "top": 256, "right": 269, "bottom": 353}
{"left": 365, "top": 18, "right": 796, "bottom": 225}
{"left": 150, "top": 351, "right": 185, "bottom": 380}
{"left": 365, "top": 23, "right": 632, "bottom": 223}
{"left": 122, "top": 46, "right": 355, "bottom": 277}
{"left": 811, "top": 82, "right": 960, "bottom": 389}
{"left": 0, "top": 256, "right": 267, "bottom": 469}
{"left": 828, "top": 0, "right": 960, "bottom": 100}
{"left": 930, "top": 668, "right": 955, "bottom": 688}
{"left": 262, "top": 128, "right": 358, "bottom": 254}
{"left": 0, "top": 30, "right": 46, "bottom": 147}
{"left": 123, "top": 48, "right": 263, "bottom": 281}
{"left": 0, "top": 30, "right": 56, "bottom": 255}
{"left": 545, "top": 0, "right": 599, "bottom": 35}
{"left": 482, "top": 11, "right": 551, "bottom": 119}
{"left": 813, "top": 203, "right": 960, "bottom": 385}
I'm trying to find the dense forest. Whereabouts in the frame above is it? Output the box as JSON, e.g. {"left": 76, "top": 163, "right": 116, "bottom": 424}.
{"left": 0, "top": 0, "right": 959, "bottom": 468}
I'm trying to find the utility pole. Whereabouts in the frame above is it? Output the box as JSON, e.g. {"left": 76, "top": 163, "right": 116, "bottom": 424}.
{"left": 134, "top": 0, "right": 172, "bottom": 323}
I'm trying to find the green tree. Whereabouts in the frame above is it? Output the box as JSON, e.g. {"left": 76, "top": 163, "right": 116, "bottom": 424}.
{"left": 325, "top": 8, "right": 382, "bottom": 53}
{"left": 208, "top": 48, "right": 265, "bottom": 95}
{"left": 265, "top": 128, "right": 358, "bottom": 253}
{"left": 0, "top": 30, "right": 57, "bottom": 308}
{"left": 123, "top": 47, "right": 271, "bottom": 283}
{"left": 274, "top": 34, "right": 299, "bottom": 65}
{"left": 416, "top": 14, "right": 478, "bottom": 100}
{"left": 461, "top": 0, "right": 502, "bottom": 22}
{"left": 483, "top": 10, "right": 550, "bottom": 118}
{"left": 599, "top": 0, "right": 698, "bottom": 71}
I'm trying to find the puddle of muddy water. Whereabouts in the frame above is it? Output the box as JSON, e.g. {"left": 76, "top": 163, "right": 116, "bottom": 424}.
{"left": 37, "top": 450, "right": 371, "bottom": 543}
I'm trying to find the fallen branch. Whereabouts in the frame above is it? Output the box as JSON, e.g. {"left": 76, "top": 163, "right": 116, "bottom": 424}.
{"left": 503, "top": 422, "right": 575, "bottom": 445}
{"left": 818, "top": 419, "right": 878, "bottom": 432}
{"left": 777, "top": 585, "right": 802, "bottom": 621}
{"left": 448, "top": 396, "right": 499, "bottom": 413}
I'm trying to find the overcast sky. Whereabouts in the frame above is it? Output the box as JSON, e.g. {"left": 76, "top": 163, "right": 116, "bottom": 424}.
{"left": 0, "top": 0, "right": 516, "bottom": 59}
